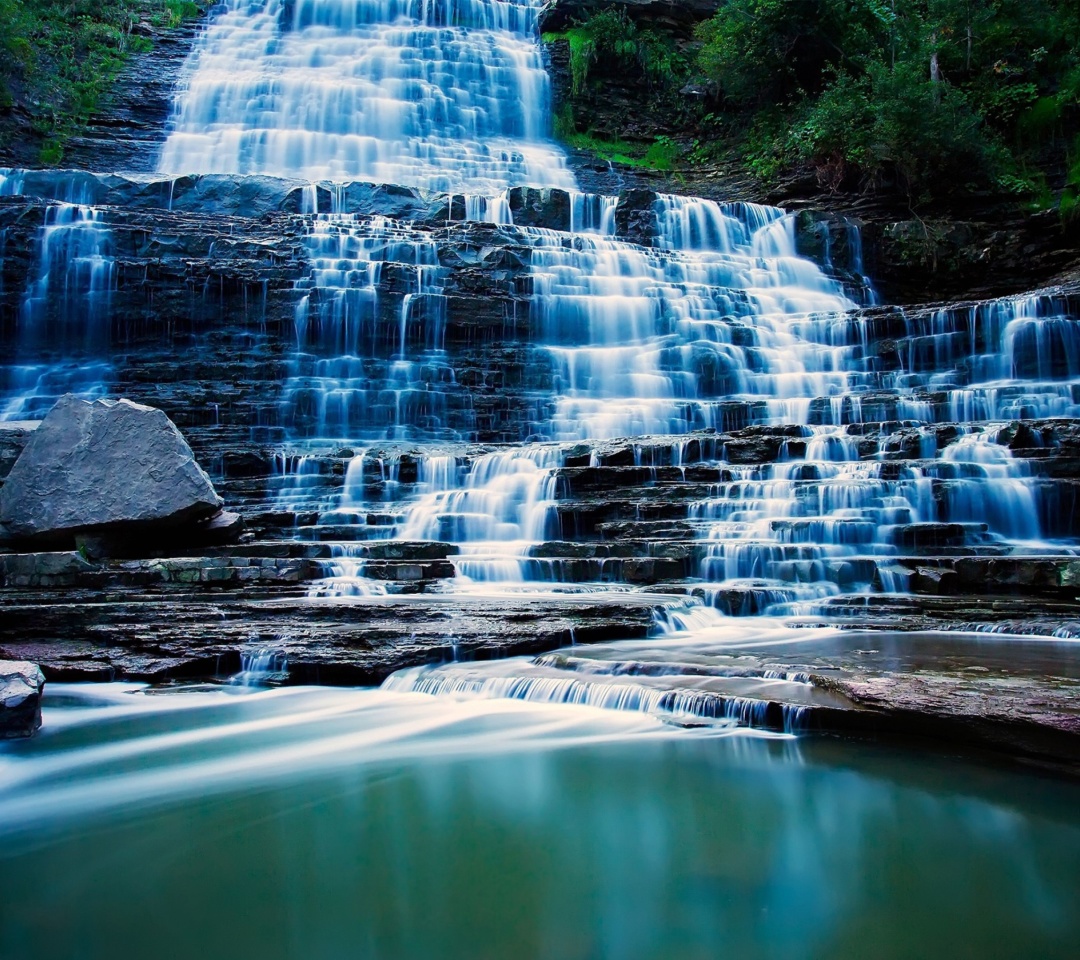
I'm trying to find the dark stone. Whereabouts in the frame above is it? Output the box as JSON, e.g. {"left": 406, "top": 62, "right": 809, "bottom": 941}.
{"left": 0, "top": 396, "right": 222, "bottom": 541}
{"left": 614, "top": 189, "right": 660, "bottom": 246}
{"left": 506, "top": 187, "right": 573, "bottom": 231}
{"left": 0, "top": 660, "right": 44, "bottom": 738}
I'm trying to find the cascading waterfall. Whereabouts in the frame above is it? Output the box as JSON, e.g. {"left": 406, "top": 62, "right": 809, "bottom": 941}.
{"left": 305, "top": 199, "right": 1078, "bottom": 607}
{"left": 0, "top": 171, "right": 116, "bottom": 420}
{"left": 396, "top": 445, "right": 561, "bottom": 583}
{"left": 157, "top": 0, "right": 574, "bottom": 193}
{"left": 280, "top": 215, "right": 460, "bottom": 442}
{"left": 146, "top": 0, "right": 1080, "bottom": 723}
{"left": 530, "top": 196, "right": 861, "bottom": 442}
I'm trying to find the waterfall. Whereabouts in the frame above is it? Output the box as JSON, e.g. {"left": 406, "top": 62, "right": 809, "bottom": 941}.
{"left": 0, "top": 173, "right": 116, "bottom": 420}
{"left": 157, "top": 0, "right": 574, "bottom": 193}
{"left": 146, "top": 0, "right": 1080, "bottom": 614}
{"left": 528, "top": 196, "right": 859, "bottom": 442}
{"left": 280, "top": 215, "right": 460, "bottom": 441}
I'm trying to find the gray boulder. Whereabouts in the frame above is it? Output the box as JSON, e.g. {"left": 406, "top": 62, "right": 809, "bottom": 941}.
{"left": 0, "top": 661, "right": 44, "bottom": 738}
{"left": 0, "top": 420, "right": 38, "bottom": 482}
{"left": 0, "top": 395, "right": 222, "bottom": 540}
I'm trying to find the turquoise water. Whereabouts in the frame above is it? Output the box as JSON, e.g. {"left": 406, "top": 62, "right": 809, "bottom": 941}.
{"left": 1, "top": 684, "right": 1078, "bottom": 960}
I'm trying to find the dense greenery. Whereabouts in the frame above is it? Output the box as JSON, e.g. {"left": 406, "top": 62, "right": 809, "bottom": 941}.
{"left": 549, "top": 1, "right": 1080, "bottom": 205}
{"left": 0, "top": 0, "right": 202, "bottom": 163}
{"left": 694, "top": 0, "right": 1080, "bottom": 204}
{"left": 543, "top": 9, "right": 691, "bottom": 171}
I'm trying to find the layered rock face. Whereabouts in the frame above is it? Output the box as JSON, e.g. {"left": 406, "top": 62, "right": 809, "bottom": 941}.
{"left": 0, "top": 0, "right": 1079, "bottom": 767}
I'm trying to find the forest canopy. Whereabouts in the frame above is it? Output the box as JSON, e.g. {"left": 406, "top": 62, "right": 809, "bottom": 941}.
{"left": 694, "top": 0, "right": 1080, "bottom": 202}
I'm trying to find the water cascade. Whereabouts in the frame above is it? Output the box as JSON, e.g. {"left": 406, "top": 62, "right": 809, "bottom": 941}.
{"left": 0, "top": 172, "right": 116, "bottom": 419}
{"left": 0, "top": 0, "right": 1076, "bottom": 729}
{"left": 158, "top": 0, "right": 575, "bottom": 193}
{"left": 298, "top": 193, "right": 1078, "bottom": 604}
{"left": 281, "top": 215, "right": 459, "bottom": 441}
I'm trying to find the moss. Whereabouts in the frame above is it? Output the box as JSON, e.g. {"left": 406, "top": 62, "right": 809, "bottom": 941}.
{"left": 558, "top": 128, "right": 680, "bottom": 172}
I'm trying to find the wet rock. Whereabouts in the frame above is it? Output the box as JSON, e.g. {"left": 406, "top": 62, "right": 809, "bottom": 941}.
{"left": 0, "top": 660, "right": 44, "bottom": 739}
{"left": 0, "top": 593, "right": 664, "bottom": 685}
{"left": 0, "top": 395, "right": 222, "bottom": 543}
{"left": 0, "top": 420, "right": 38, "bottom": 481}
{"left": 505, "top": 187, "right": 572, "bottom": 230}
{"left": 614, "top": 189, "right": 659, "bottom": 246}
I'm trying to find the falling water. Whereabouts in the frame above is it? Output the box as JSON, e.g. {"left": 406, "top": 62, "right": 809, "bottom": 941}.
{"left": 157, "top": 0, "right": 575, "bottom": 193}
{"left": 150, "top": 0, "right": 1080, "bottom": 638}
{"left": 0, "top": 172, "right": 117, "bottom": 420}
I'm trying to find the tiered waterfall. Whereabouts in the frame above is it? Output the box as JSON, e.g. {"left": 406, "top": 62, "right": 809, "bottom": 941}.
{"left": 1, "top": 0, "right": 1078, "bottom": 720}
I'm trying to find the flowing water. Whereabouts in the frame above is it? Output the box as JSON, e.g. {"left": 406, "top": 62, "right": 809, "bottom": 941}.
{"left": 1, "top": 683, "right": 1079, "bottom": 960}
{"left": 2, "top": 3, "right": 1080, "bottom": 952}
{"left": 157, "top": 0, "right": 574, "bottom": 192}
{"left": 0, "top": 171, "right": 116, "bottom": 419}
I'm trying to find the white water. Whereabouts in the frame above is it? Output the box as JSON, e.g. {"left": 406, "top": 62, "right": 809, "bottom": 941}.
{"left": 0, "top": 172, "right": 116, "bottom": 419}
{"left": 158, "top": 0, "right": 574, "bottom": 193}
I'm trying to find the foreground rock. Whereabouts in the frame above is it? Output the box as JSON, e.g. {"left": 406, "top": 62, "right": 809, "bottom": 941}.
{"left": 0, "top": 395, "right": 223, "bottom": 545}
{"left": 531, "top": 629, "right": 1080, "bottom": 774}
{"left": 0, "top": 660, "right": 44, "bottom": 738}
{"left": 0, "top": 592, "right": 664, "bottom": 685}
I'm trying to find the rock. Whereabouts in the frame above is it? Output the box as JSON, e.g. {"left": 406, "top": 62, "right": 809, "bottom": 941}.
{"left": 0, "top": 420, "right": 39, "bottom": 481}
{"left": 0, "top": 395, "right": 222, "bottom": 542}
{"left": 74, "top": 509, "right": 243, "bottom": 560}
{"left": 0, "top": 660, "right": 44, "bottom": 739}
{"left": 614, "top": 189, "right": 660, "bottom": 246}
{"left": 505, "top": 187, "right": 572, "bottom": 230}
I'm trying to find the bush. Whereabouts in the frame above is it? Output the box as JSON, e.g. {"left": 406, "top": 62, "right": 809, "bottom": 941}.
{"left": 694, "top": 0, "right": 1080, "bottom": 202}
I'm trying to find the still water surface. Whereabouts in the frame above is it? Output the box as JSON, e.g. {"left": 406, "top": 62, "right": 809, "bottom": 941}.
{"left": 1, "top": 683, "right": 1078, "bottom": 960}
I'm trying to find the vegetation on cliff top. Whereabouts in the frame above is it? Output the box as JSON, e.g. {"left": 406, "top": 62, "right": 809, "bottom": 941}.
{"left": 548, "top": 0, "right": 1080, "bottom": 209}
{"left": 0, "top": 0, "right": 203, "bottom": 163}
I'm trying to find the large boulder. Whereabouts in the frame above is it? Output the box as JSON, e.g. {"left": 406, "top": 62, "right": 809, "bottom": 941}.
{"left": 0, "top": 420, "right": 38, "bottom": 482}
{"left": 0, "top": 661, "right": 44, "bottom": 738}
{"left": 0, "top": 395, "right": 223, "bottom": 541}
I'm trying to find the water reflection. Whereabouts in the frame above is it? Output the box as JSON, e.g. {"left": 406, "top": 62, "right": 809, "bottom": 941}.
{"left": 1, "top": 684, "right": 1078, "bottom": 959}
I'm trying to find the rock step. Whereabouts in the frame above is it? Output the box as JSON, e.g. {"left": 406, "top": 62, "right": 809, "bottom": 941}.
{"left": 0, "top": 552, "right": 322, "bottom": 589}
{"left": 334, "top": 560, "right": 457, "bottom": 581}
{"left": 0, "top": 593, "right": 666, "bottom": 685}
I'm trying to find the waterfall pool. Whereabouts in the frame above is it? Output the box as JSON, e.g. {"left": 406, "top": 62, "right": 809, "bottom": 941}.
{"left": 1, "top": 680, "right": 1078, "bottom": 960}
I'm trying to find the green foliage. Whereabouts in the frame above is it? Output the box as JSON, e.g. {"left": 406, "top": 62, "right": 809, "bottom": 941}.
{"left": 0, "top": 0, "right": 207, "bottom": 163}
{"left": 544, "top": 7, "right": 692, "bottom": 171}
{"left": 553, "top": 102, "right": 576, "bottom": 141}
{"left": 561, "top": 130, "right": 644, "bottom": 167}
{"left": 644, "top": 135, "right": 679, "bottom": 171}
{"left": 164, "top": 0, "right": 200, "bottom": 27}
{"left": 39, "top": 138, "right": 64, "bottom": 165}
{"left": 544, "top": 7, "right": 686, "bottom": 97}
{"left": 694, "top": 0, "right": 1080, "bottom": 202}
{"left": 556, "top": 128, "right": 681, "bottom": 172}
